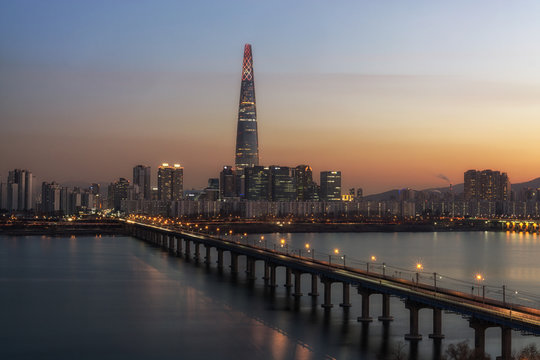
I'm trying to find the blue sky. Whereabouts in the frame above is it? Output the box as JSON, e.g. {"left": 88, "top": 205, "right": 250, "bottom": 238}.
{"left": 2, "top": 1, "right": 540, "bottom": 192}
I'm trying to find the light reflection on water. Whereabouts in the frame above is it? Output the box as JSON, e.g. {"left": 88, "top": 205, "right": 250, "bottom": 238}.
{"left": 0, "top": 233, "right": 539, "bottom": 360}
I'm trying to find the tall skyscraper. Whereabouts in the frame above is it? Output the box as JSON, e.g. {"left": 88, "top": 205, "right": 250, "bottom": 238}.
{"left": 7, "top": 169, "right": 33, "bottom": 211}
{"left": 157, "top": 163, "right": 184, "bottom": 202}
{"left": 235, "top": 44, "right": 259, "bottom": 170}
{"left": 320, "top": 171, "right": 342, "bottom": 201}
{"left": 133, "top": 165, "right": 151, "bottom": 200}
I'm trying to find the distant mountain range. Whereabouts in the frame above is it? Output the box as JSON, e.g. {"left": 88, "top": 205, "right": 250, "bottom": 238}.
{"left": 364, "top": 177, "right": 540, "bottom": 201}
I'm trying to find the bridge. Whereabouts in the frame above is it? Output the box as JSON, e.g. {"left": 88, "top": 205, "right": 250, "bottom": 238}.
{"left": 123, "top": 220, "right": 540, "bottom": 359}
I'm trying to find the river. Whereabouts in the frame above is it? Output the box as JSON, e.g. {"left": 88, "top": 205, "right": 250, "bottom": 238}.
{"left": 1, "top": 231, "right": 539, "bottom": 359}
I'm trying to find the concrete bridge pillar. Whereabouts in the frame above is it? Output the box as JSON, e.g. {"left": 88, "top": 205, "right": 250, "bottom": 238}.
{"left": 308, "top": 274, "right": 319, "bottom": 297}
{"left": 263, "top": 261, "right": 270, "bottom": 284}
{"left": 357, "top": 288, "right": 373, "bottom": 322}
{"left": 340, "top": 283, "right": 351, "bottom": 308}
{"left": 284, "top": 268, "right": 292, "bottom": 289}
{"left": 321, "top": 278, "right": 333, "bottom": 309}
{"left": 469, "top": 318, "right": 492, "bottom": 357}
{"left": 230, "top": 252, "right": 238, "bottom": 275}
{"left": 204, "top": 245, "right": 211, "bottom": 266}
{"left": 216, "top": 249, "right": 224, "bottom": 270}
{"left": 293, "top": 271, "right": 303, "bottom": 297}
{"left": 184, "top": 239, "right": 191, "bottom": 260}
{"left": 378, "top": 293, "right": 393, "bottom": 321}
{"left": 175, "top": 237, "right": 182, "bottom": 256}
{"left": 194, "top": 242, "right": 200, "bottom": 262}
{"left": 428, "top": 308, "right": 444, "bottom": 339}
{"left": 269, "top": 264, "right": 277, "bottom": 288}
{"left": 500, "top": 327, "right": 512, "bottom": 360}
{"left": 404, "top": 300, "right": 423, "bottom": 340}
{"left": 246, "top": 257, "right": 256, "bottom": 281}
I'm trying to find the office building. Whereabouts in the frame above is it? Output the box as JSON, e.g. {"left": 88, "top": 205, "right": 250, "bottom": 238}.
{"left": 220, "top": 166, "right": 237, "bottom": 198}
{"left": 244, "top": 166, "right": 270, "bottom": 201}
{"left": 320, "top": 171, "right": 342, "bottom": 201}
{"left": 269, "top": 166, "right": 296, "bottom": 201}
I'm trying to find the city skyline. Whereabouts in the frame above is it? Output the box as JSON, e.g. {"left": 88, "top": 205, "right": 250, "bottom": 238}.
{"left": 2, "top": 1, "right": 540, "bottom": 193}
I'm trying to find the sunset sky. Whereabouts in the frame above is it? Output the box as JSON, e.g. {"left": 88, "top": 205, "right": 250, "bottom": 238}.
{"left": 2, "top": 1, "right": 540, "bottom": 194}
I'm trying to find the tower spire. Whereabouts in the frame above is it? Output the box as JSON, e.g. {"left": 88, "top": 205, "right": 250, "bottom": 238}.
{"left": 235, "top": 44, "right": 259, "bottom": 170}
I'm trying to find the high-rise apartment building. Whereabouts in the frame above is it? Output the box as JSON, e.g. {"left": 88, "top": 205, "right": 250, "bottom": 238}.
{"left": 320, "top": 171, "right": 342, "bottom": 201}
{"left": 7, "top": 169, "right": 33, "bottom": 211}
{"left": 41, "top": 181, "right": 61, "bottom": 213}
{"left": 133, "top": 165, "right": 151, "bottom": 200}
{"left": 235, "top": 44, "right": 259, "bottom": 170}
{"left": 157, "top": 163, "right": 183, "bottom": 202}
{"left": 463, "top": 169, "right": 510, "bottom": 201}
{"left": 108, "top": 178, "right": 130, "bottom": 211}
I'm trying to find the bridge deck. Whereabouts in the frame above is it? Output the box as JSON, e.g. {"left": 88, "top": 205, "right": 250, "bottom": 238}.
{"left": 127, "top": 221, "right": 540, "bottom": 335}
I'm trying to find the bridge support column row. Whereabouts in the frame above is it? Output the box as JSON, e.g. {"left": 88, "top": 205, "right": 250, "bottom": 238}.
{"left": 469, "top": 318, "right": 511, "bottom": 360}
{"left": 217, "top": 249, "right": 224, "bottom": 270}
{"left": 246, "top": 257, "right": 256, "bottom": 281}
{"left": 308, "top": 274, "right": 318, "bottom": 296}
{"left": 284, "top": 268, "right": 292, "bottom": 290}
{"left": 184, "top": 239, "right": 191, "bottom": 260}
{"left": 194, "top": 243, "right": 200, "bottom": 262}
{"left": 404, "top": 300, "right": 423, "bottom": 341}
{"left": 340, "top": 283, "right": 351, "bottom": 307}
{"left": 230, "top": 253, "right": 238, "bottom": 275}
{"left": 269, "top": 264, "right": 277, "bottom": 288}
{"left": 176, "top": 237, "right": 182, "bottom": 256}
{"left": 321, "top": 278, "right": 333, "bottom": 309}
{"left": 378, "top": 293, "right": 393, "bottom": 322}
{"left": 204, "top": 245, "right": 211, "bottom": 266}
{"left": 293, "top": 271, "right": 302, "bottom": 297}
{"left": 263, "top": 261, "right": 270, "bottom": 285}
{"left": 429, "top": 308, "right": 444, "bottom": 339}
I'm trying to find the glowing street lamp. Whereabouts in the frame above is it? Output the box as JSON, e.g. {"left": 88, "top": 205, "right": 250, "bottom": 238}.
{"left": 371, "top": 255, "right": 377, "bottom": 262}
{"left": 415, "top": 263, "right": 423, "bottom": 285}
{"left": 475, "top": 274, "right": 485, "bottom": 299}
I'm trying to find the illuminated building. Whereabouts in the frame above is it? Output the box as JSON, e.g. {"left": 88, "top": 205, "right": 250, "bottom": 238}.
{"left": 158, "top": 163, "right": 184, "bottom": 202}
{"left": 220, "top": 166, "right": 237, "bottom": 198}
{"left": 235, "top": 44, "right": 259, "bottom": 170}
{"left": 269, "top": 166, "right": 296, "bottom": 201}
{"left": 293, "top": 165, "right": 316, "bottom": 201}
{"left": 245, "top": 166, "right": 270, "bottom": 201}
{"left": 133, "top": 165, "right": 151, "bottom": 200}
{"left": 320, "top": 171, "right": 342, "bottom": 201}
{"left": 107, "top": 178, "right": 130, "bottom": 211}
{"left": 464, "top": 169, "right": 510, "bottom": 201}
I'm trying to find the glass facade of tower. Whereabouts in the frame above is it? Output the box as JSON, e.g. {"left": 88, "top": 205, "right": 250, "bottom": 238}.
{"left": 235, "top": 44, "right": 259, "bottom": 170}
